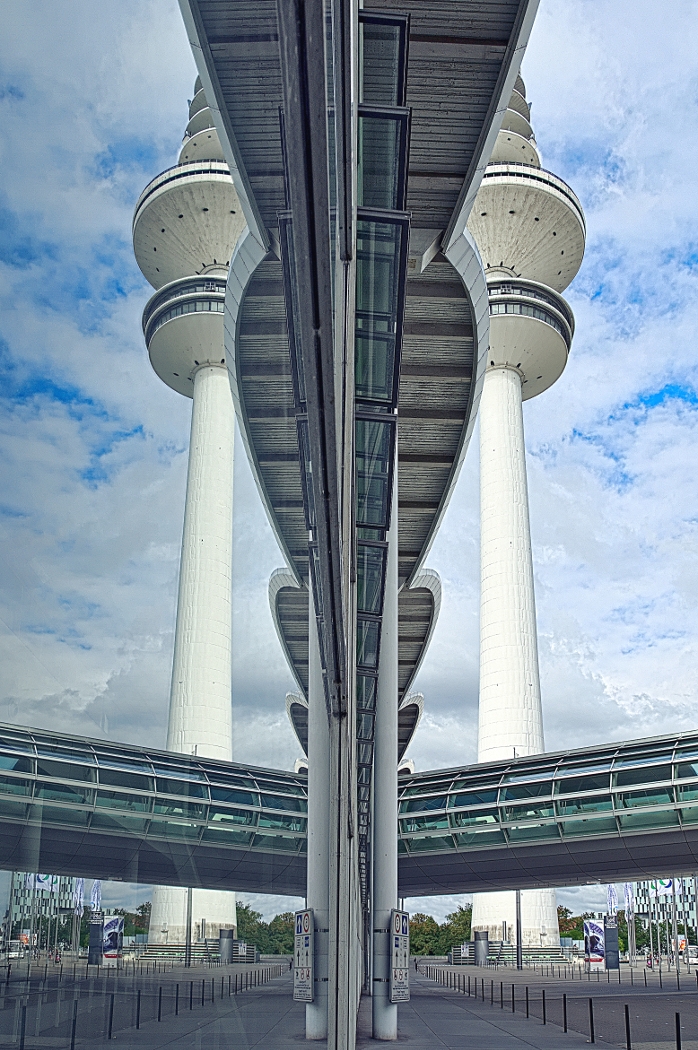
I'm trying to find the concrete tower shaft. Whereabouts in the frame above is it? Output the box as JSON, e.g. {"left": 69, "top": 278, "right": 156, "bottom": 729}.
{"left": 469, "top": 76, "right": 586, "bottom": 951}
{"left": 133, "top": 81, "right": 241, "bottom": 946}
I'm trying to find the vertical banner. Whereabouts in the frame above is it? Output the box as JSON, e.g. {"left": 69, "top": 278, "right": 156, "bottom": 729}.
{"left": 389, "top": 909, "right": 410, "bottom": 1003}
{"left": 606, "top": 884, "right": 618, "bottom": 915}
{"left": 604, "top": 915, "right": 620, "bottom": 970}
{"left": 103, "top": 916, "right": 124, "bottom": 967}
{"left": 583, "top": 919, "right": 605, "bottom": 968}
{"left": 293, "top": 909, "right": 314, "bottom": 1002}
{"left": 90, "top": 880, "right": 102, "bottom": 912}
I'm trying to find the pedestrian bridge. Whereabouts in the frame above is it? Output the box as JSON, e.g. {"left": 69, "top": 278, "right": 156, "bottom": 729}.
{"left": 1, "top": 722, "right": 697, "bottom": 896}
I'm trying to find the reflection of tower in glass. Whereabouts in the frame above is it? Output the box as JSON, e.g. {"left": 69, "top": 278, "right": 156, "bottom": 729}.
{"left": 467, "top": 75, "right": 586, "bottom": 948}
{"left": 132, "top": 78, "right": 245, "bottom": 944}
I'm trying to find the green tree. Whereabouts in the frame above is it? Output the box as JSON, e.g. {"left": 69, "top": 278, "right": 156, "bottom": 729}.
{"left": 267, "top": 912, "right": 295, "bottom": 954}
{"left": 409, "top": 913, "right": 442, "bottom": 955}
{"left": 438, "top": 906, "right": 472, "bottom": 954}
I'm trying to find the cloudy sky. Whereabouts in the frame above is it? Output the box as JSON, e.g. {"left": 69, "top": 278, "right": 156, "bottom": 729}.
{"left": 1, "top": 0, "right": 697, "bottom": 920}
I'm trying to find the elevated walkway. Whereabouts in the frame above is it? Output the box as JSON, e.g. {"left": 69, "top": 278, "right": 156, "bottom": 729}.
{"left": 2, "top": 721, "right": 698, "bottom": 895}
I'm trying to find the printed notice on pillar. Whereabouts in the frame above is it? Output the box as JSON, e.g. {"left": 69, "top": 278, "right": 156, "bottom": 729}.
{"left": 293, "top": 908, "right": 314, "bottom": 1002}
{"left": 389, "top": 909, "right": 410, "bottom": 1003}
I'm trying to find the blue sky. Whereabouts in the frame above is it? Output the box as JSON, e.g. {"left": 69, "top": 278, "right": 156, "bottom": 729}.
{"left": 1, "top": 0, "right": 698, "bottom": 920}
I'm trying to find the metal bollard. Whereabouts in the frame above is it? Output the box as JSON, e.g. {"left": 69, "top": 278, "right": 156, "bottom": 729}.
{"left": 588, "top": 997, "right": 595, "bottom": 1044}
{"left": 500, "top": 981, "right": 503, "bottom": 1008}
{"left": 676, "top": 1012, "right": 682, "bottom": 1050}
{"left": 19, "top": 1003, "right": 27, "bottom": 1050}
{"left": 70, "top": 999, "right": 78, "bottom": 1050}
{"left": 190, "top": 980, "right": 194, "bottom": 1010}
{"left": 563, "top": 993, "right": 567, "bottom": 1033}
{"left": 542, "top": 989, "right": 546, "bottom": 1025}
{"left": 158, "top": 985, "right": 162, "bottom": 1021}
{"left": 136, "top": 989, "right": 141, "bottom": 1029}
{"left": 176, "top": 983, "right": 179, "bottom": 1016}
{"left": 625, "top": 1003, "right": 631, "bottom": 1050}
{"left": 108, "top": 992, "right": 114, "bottom": 1039}
{"left": 526, "top": 986, "right": 529, "bottom": 1018}
{"left": 201, "top": 978, "right": 205, "bottom": 1007}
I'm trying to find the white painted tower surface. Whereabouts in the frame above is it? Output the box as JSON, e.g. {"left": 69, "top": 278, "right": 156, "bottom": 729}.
{"left": 132, "top": 79, "right": 246, "bottom": 945}
{"left": 467, "top": 75, "right": 586, "bottom": 949}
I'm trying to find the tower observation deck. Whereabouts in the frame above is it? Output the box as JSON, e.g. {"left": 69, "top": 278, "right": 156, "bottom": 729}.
{"left": 467, "top": 75, "right": 586, "bottom": 948}
{"left": 132, "top": 78, "right": 245, "bottom": 947}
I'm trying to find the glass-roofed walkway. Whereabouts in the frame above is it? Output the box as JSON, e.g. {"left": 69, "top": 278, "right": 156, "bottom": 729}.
{"left": 2, "top": 721, "right": 698, "bottom": 897}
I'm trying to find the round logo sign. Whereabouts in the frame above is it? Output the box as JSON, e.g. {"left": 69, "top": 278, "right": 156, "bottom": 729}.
{"left": 303, "top": 913, "right": 310, "bottom": 933}
{"left": 395, "top": 914, "right": 401, "bottom": 933}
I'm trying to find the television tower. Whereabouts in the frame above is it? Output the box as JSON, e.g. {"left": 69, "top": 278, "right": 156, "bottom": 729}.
{"left": 132, "top": 78, "right": 245, "bottom": 944}
{"left": 467, "top": 75, "right": 585, "bottom": 948}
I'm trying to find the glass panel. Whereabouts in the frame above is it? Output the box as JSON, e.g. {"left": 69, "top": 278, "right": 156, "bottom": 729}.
{"left": 358, "top": 740, "right": 373, "bottom": 765}
{"left": 357, "top": 711, "right": 375, "bottom": 740}
{"left": 252, "top": 833, "right": 303, "bottom": 852}
{"left": 400, "top": 814, "right": 450, "bottom": 833}
{"left": 357, "top": 543, "right": 386, "bottom": 615}
{"left": 95, "top": 753, "right": 153, "bottom": 773}
{"left": 153, "top": 799, "right": 206, "bottom": 820}
{"left": 36, "top": 759, "right": 95, "bottom": 783}
{"left": 556, "top": 795, "right": 613, "bottom": 816}
{"left": 0, "top": 798, "right": 28, "bottom": 819}
{"left": 90, "top": 811, "right": 149, "bottom": 834}
{"left": 501, "top": 770, "right": 556, "bottom": 784}
{"left": 680, "top": 805, "right": 698, "bottom": 824}
{"left": 155, "top": 778, "right": 208, "bottom": 798}
{"left": 32, "top": 804, "right": 90, "bottom": 826}
{"left": 399, "top": 795, "right": 447, "bottom": 814}
{"left": 98, "top": 768, "right": 153, "bottom": 792}
{"left": 151, "top": 763, "right": 207, "bottom": 781}
{"left": 0, "top": 755, "right": 32, "bottom": 774}
{"left": 615, "top": 765, "right": 672, "bottom": 787}
{"left": 95, "top": 790, "right": 151, "bottom": 813}
{"left": 618, "top": 809, "right": 678, "bottom": 830}
{"left": 560, "top": 816, "right": 618, "bottom": 837}
{"left": 356, "top": 418, "right": 393, "bottom": 527}
{"left": 357, "top": 617, "right": 380, "bottom": 669}
{"left": 556, "top": 774, "right": 611, "bottom": 794}
{"left": 358, "top": 112, "right": 407, "bottom": 210}
{"left": 0, "top": 774, "right": 31, "bottom": 796}
{"left": 357, "top": 674, "right": 377, "bottom": 712}
{"left": 404, "top": 834, "right": 455, "bottom": 853}
{"left": 507, "top": 823, "right": 560, "bottom": 842}
{"left": 34, "top": 743, "right": 94, "bottom": 764}
{"left": 355, "top": 219, "right": 406, "bottom": 406}
{"left": 677, "top": 783, "right": 698, "bottom": 803}
{"left": 279, "top": 216, "right": 306, "bottom": 405}
{"left": 260, "top": 794, "right": 306, "bottom": 813}
{"left": 209, "top": 805, "right": 256, "bottom": 826}
{"left": 256, "top": 779, "right": 305, "bottom": 797}
{"left": 454, "top": 829, "right": 506, "bottom": 848}
{"left": 202, "top": 826, "right": 253, "bottom": 846}
{"left": 614, "top": 752, "right": 673, "bottom": 769}
{"left": 503, "top": 802, "right": 555, "bottom": 822}
{"left": 500, "top": 782, "right": 553, "bottom": 801}
{"left": 556, "top": 761, "right": 613, "bottom": 777}
{"left": 450, "top": 808, "right": 499, "bottom": 828}
{"left": 449, "top": 789, "right": 498, "bottom": 808}
{"left": 35, "top": 782, "right": 94, "bottom": 805}
{"left": 676, "top": 762, "right": 698, "bottom": 780}
{"left": 0, "top": 732, "right": 34, "bottom": 752}
{"left": 258, "top": 813, "right": 307, "bottom": 832}
{"left": 617, "top": 788, "right": 674, "bottom": 808}
{"left": 361, "top": 19, "right": 405, "bottom": 106}
{"left": 148, "top": 820, "right": 201, "bottom": 840}
{"left": 297, "top": 419, "right": 316, "bottom": 530}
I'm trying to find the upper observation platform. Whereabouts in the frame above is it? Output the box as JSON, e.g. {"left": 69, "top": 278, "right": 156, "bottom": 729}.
{"left": 178, "top": 0, "right": 539, "bottom": 700}
{"left": 3, "top": 722, "right": 698, "bottom": 898}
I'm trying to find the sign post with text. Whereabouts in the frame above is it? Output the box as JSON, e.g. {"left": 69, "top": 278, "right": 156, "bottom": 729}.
{"left": 389, "top": 909, "right": 410, "bottom": 1003}
{"left": 293, "top": 908, "right": 314, "bottom": 1002}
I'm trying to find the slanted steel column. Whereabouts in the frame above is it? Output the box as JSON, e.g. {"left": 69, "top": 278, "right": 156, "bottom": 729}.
{"left": 306, "top": 600, "right": 330, "bottom": 1039}
{"left": 372, "top": 471, "right": 399, "bottom": 1040}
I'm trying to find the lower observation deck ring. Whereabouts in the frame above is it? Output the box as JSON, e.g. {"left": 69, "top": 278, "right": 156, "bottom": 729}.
{"left": 143, "top": 275, "right": 226, "bottom": 347}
